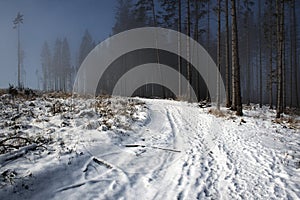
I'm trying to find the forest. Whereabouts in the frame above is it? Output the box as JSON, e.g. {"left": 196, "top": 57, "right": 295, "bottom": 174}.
{"left": 35, "top": 0, "right": 300, "bottom": 118}
{"left": 1, "top": 1, "right": 299, "bottom": 199}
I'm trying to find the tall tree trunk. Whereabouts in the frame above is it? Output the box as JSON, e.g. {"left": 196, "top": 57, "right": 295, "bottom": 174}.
{"left": 246, "top": 14, "right": 250, "bottom": 106}
{"left": 194, "top": 0, "right": 199, "bottom": 100}
{"left": 225, "top": 0, "right": 231, "bottom": 107}
{"left": 268, "top": 0, "right": 274, "bottom": 109}
{"left": 289, "top": 0, "right": 293, "bottom": 108}
{"left": 243, "top": 0, "right": 251, "bottom": 106}
{"left": 259, "top": 0, "right": 262, "bottom": 108}
{"left": 276, "top": 0, "right": 284, "bottom": 118}
{"left": 269, "top": 42, "right": 273, "bottom": 109}
{"left": 292, "top": 0, "right": 299, "bottom": 107}
{"left": 178, "top": 0, "right": 182, "bottom": 97}
{"left": 231, "top": 0, "right": 243, "bottom": 116}
{"left": 187, "top": 0, "right": 191, "bottom": 100}
{"left": 17, "top": 24, "right": 21, "bottom": 88}
{"left": 217, "top": 0, "right": 221, "bottom": 110}
{"left": 283, "top": 24, "right": 286, "bottom": 111}
{"left": 206, "top": 1, "right": 211, "bottom": 101}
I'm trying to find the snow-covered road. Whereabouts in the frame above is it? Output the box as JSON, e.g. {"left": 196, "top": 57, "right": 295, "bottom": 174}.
{"left": 0, "top": 98, "right": 299, "bottom": 200}
{"left": 54, "top": 99, "right": 219, "bottom": 199}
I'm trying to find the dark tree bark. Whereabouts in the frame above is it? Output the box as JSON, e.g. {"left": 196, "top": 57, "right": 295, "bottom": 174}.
{"left": 206, "top": 0, "right": 211, "bottom": 101}
{"left": 225, "top": 0, "right": 231, "bottom": 108}
{"left": 217, "top": 0, "right": 221, "bottom": 110}
{"left": 283, "top": 23, "right": 286, "bottom": 111}
{"left": 193, "top": 0, "right": 199, "bottom": 100}
{"left": 269, "top": 41, "right": 273, "bottom": 109}
{"left": 231, "top": 0, "right": 243, "bottom": 116}
{"left": 292, "top": 0, "right": 299, "bottom": 107}
{"left": 276, "top": 0, "right": 284, "bottom": 118}
{"left": 187, "top": 0, "right": 191, "bottom": 100}
{"left": 265, "top": 0, "right": 274, "bottom": 109}
{"left": 259, "top": 0, "right": 262, "bottom": 108}
{"left": 289, "top": 0, "right": 293, "bottom": 108}
{"left": 178, "top": 0, "right": 182, "bottom": 97}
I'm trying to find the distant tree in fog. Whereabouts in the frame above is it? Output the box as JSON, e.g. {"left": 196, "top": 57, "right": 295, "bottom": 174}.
{"left": 78, "top": 30, "right": 95, "bottom": 69}
{"left": 41, "top": 38, "right": 72, "bottom": 92}
{"left": 53, "top": 38, "right": 62, "bottom": 91}
{"left": 62, "top": 38, "right": 71, "bottom": 92}
{"left": 13, "top": 12, "right": 24, "bottom": 88}
{"left": 41, "top": 41, "right": 52, "bottom": 91}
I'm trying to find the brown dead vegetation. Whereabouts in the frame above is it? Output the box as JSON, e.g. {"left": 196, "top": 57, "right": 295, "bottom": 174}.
{"left": 208, "top": 108, "right": 226, "bottom": 118}
{"left": 272, "top": 116, "right": 300, "bottom": 130}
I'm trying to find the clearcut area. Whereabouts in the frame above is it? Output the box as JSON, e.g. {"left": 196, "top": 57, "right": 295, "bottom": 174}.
{"left": 0, "top": 96, "right": 299, "bottom": 200}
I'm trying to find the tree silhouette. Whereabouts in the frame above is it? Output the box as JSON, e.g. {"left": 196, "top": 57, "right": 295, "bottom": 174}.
{"left": 13, "top": 12, "right": 24, "bottom": 88}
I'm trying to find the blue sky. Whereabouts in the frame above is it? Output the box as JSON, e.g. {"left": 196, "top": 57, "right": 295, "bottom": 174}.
{"left": 0, "top": 0, "right": 116, "bottom": 88}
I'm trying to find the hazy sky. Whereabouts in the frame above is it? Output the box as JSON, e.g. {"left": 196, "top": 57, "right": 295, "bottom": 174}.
{"left": 0, "top": 0, "right": 116, "bottom": 88}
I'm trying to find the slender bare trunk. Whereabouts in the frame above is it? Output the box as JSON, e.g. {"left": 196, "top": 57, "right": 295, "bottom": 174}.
{"left": 17, "top": 24, "right": 21, "bottom": 88}
{"left": 178, "top": 0, "right": 182, "bottom": 97}
{"left": 246, "top": 18, "right": 250, "bottom": 106}
{"left": 283, "top": 24, "right": 286, "bottom": 111}
{"left": 269, "top": 42, "right": 273, "bottom": 109}
{"left": 187, "top": 0, "right": 191, "bottom": 101}
{"left": 206, "top": 1, "right": 210, "bottom": 101}
{"left": 289, "top": 0, "right": 293, "bottom": 107}
{"left": 276, "top": 0, "right": 284, "bottom": 118}
{"left": 225, "top": 0, "right": 231, "bottom": 107}
{"left": 194, "top": 0, "right": 199, "bottom": 100}
{"left": 292, "top": 0, "right": 299, "bottom": 107}
{"left": 231, "top": 0, "right": 243, "bottom": 116}
{"left": 259, "top": 0, "right": 262, "bottom": 108}
{"left": 269, "top": 0, "right": 274, "bottom": 109}
{"left": 217, "top": 0, "right": 221, "bottom": 110}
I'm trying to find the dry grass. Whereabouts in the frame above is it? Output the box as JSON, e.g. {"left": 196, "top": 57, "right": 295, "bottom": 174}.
{"left": 208, "top": 108, "right": 226, "bottom": 118}
{"left": 0, "top": 88, "right": 7, "bottom": 96}
{"left": 272, "top": 116, "right": 300, "bottom": 129}
{"left": 284, "top": 107, "right": 300, "bottom": 116}
{"left": 43, "top": 91, "right": 73, "bottom": 99}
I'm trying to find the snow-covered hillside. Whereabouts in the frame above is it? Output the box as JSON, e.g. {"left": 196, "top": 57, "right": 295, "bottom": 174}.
{"left": 0, "top": 95, "right": 299, "bottom": 200}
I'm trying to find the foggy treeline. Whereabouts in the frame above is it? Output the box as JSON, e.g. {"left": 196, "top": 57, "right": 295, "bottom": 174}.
{"left": 39, "top": 0, "right": 300, "bottom": 117}
{"left": 39, "top": 30, "right": 95, "bottom": 92}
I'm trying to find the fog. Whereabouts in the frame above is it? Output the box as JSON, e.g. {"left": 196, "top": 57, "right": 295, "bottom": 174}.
{"left": 0, "top": 0, "right": 115, "bottom": 88}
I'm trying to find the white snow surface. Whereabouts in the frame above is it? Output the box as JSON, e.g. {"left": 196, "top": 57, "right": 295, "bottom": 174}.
{"left": 0, "top": 96, "right": 299, "bottom": 200}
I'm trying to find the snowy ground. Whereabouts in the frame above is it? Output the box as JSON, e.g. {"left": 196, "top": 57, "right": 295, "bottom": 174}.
{"left": 0, "top": 94, "right": 299, "bottom": 200}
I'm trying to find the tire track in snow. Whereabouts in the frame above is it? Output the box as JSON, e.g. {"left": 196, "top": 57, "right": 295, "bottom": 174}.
{"left": 150, "top": 103, "right": 222, "bottom": 199}
{"left": 53, "top": 99, "right": 299, "bottom": 200}
{"left": 170, "top": 105, "right": 221, "bottom": 199}
{"left": 145, "top": 104, "right": 187, "bottom": 200}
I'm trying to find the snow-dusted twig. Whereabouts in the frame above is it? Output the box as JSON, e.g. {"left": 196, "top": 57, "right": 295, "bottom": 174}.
{"left": 124, "top": 144, "right": 181, "bottom": 153}
{"left": 0, "top": 144, "right": 37, "bottom": 166}
{"left": 0, "top": 136, "right": 30, "bottom": 146}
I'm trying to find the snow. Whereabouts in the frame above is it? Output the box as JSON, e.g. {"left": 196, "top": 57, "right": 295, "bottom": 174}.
{"left": 0, "top": 95, "right": 299, "bottom": 200}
